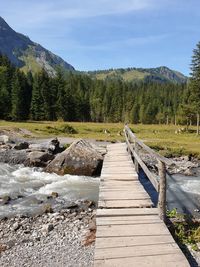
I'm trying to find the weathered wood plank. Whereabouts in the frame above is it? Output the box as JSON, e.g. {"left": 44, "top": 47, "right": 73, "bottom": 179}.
{"left": 96, "top": 223, "right": 170, "bottom": 237}
{"left": 94, "top": 254, "right": 189, "bottom": 267}
{"left": 96, "top": 208, "right": 158, "bottom": 217}
{"left": 98, "top": 199, "right": 153, "bottom": 208}
{"left": 95, "top": 235, "right": 174, "bottom": 248}
{"left": 95, "top": 243, "right": 181, "bottom": 260}
{"left": 96, "top": 215, "right": 162, "bottom": 226}
{"left": 99, "top": 192, "right": 149, "bottom": 200}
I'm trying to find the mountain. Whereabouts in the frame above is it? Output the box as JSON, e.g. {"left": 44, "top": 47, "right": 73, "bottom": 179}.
{"left": 0, "top": 16, "right": 74, "bottom": 75}
{"left": 87, "top": 66, "right": 187, "bottom": 84}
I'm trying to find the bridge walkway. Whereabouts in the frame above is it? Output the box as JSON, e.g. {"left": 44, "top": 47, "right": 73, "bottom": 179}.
{"left": 94, "top": 143, "right": 189, "bottom": 267}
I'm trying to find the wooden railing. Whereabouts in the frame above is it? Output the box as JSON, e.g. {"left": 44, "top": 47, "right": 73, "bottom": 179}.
{"left": 124, "top": 125, "right": 172, "bottom": 222}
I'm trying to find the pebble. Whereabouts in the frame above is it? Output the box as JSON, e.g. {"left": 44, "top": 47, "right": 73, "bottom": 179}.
{"left": 12, "top": 222, "right": 20, "bottom": 231}
{"left": 0, "top": 207, "right": 95, "bottom": 267}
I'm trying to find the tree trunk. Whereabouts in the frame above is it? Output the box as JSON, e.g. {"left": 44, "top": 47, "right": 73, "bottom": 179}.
{"left": 186, "top": 118, "right": 189, "bottom": 131}
{"left": 166, "top": 115, "right": 169, "bottom": 125}
{"left": 197, "top": 113, "right": 200, "bottom": 135}
{"left": 174, "top": 115, "right": 177, "bottom": 126}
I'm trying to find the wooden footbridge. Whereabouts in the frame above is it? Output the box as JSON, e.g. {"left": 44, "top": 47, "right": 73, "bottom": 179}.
{"left": 94, "top": 126, "right": 189, "bottom": 267}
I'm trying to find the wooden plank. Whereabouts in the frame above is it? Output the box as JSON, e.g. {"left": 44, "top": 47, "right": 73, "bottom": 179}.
{"left": 102, "top": 172, "right": 137, "bottom": 175}
{"left": 100, "top": 189, "right": 148, "bottom": 193}
{"left": 96, "top": 216, "right": 162, "bottom": 226}
{"left": 103, "top": 162, "right": 133, "bottom": 166}
{"left": 96, "top": 223, "right": 170, "bottom": 237}
{"left": 101, "top": 175, "right": 138, "bottom": 179}
{"left": 98, "top": 199, "right": 153, "bottom": 208}
{"left": 101, "top": 177, "right": 138, "bottom": 181}
{"left": 94, "top": 254, "right": 189, "bottom": 267}
{"left": 95, "top": 235, "right": 174, "bottom": 248}
{"left": 95, "top": 243, "right": 181, "bottom": 260}
{"left": 99, "top": 192, "right": 149, "bottom": 199}
{"left": 99, "top": 194, "right": 150, "bottom": 201}
{"left": 97, "top": 208, "right": 158, "bottom": 217}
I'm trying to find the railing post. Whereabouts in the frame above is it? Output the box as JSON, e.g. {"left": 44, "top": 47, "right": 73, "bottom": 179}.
{"left": 134, "top": 140, "right": 139, "bottom": 173}
{"left": 124, "top": 129, "right": 131, "bottom": 155}
{"left": 158, "top": 160, "right": 167, "bottom": 222}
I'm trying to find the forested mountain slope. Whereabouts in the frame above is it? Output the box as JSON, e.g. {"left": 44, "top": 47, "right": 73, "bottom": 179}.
{"left": 87, "top": 66, "right": 187, "bottom": 84}
{"left": 0, "top": 54, "right": 189, "bottom": 125}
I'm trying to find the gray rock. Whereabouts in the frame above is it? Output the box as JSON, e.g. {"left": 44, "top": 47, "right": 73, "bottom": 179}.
{"left": 12, "top": 222, "right": 20, "bottom": 231}
{"left": 26, "top": 151, "right": 54, "bottom": 167}
{"left": 0, "top": 195, "right": 11, "bottom": 205}
{"left": 183, "top": 168, "right": 198, "bottom": 176}
{"left": 0, "top": 144, "right": 12, "bottom": 151}
{"left": 0, "top": 150, "right": 28, "bottom": 165}
{"left": 28, "top": 138, "right": 63, "bottom": 154}
{"left": 14, "top": 142, "right": 29, "bottom": 150}
{"left": 0, "top": 135, "right": 9, "bottom": 144}
{"left": 46, "top": 139, "right": 103, "bottom": 176}
{"left": 47, "top": 138, "right": 63, "bottom": 154}
{"left": 41, "top": 224, "right": 54, "bottom": 235}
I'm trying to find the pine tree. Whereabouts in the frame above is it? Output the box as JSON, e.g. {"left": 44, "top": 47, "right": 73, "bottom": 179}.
{"left": 11, "top": 70, "right": 29, "bottom": 120}
{"left": 30, "top": 73, "right": 45, "bottom": 120}
{"left": 189, "top": 41, "right": 200, "bottom": 135}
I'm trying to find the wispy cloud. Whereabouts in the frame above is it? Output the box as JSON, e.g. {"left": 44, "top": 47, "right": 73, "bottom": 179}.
{"left": 1, "top": 0, "right": 155, "bottom": 28}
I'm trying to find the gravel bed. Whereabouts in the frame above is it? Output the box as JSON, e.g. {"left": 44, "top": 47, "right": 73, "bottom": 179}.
{"left": 0, "top": 207, "right": 96, "bottom": 267}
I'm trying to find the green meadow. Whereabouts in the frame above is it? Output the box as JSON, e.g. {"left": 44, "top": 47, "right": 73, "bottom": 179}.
{"left": 0, "top": 121, "right": 199, "bottom": 158}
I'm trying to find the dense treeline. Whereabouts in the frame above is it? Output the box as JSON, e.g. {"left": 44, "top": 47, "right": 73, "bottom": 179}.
{"left": 0, "top": 53, "right": 198, "bottom": 126}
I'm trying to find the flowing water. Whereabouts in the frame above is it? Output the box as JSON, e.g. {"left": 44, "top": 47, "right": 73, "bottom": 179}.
{"left": 1, "top": 162, "right": 200, "bottom": 218}
{"left": 140, "top": 168, "right": 200, "bottom": 217}
{"left": 0, "top": 163, "right": 100, "bottom": 218}
{"left": 167, "top": 171, "right": 200, "bottom": 216}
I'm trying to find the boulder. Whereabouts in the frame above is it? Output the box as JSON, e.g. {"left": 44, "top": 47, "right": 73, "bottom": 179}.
{"left": 0, "top": 144, "right": 12, "bottom": 151}
{"left": 14, "top": 142, "right": 29, "bottom": 150}
{"left": 28, "top": 138, "right": 64, "bottom": 154}
{"left": 0, "top": 149, "right": 28, "bottom": 165}
{"left": 0, "top": 135, "right": 9, "bottom": 144}
{"left": 26, "top": 151, "right": 55, "bottom": 167}
{"left": 46, "top": 139, "right": 103, "bottom": 176}
{"left": 47, "top": 138, "right": 63, "bottom": 154}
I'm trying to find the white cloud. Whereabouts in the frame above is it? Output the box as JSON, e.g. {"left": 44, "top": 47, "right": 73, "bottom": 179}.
{"left": 1, "top": 0, "right": 155, "bottom": 29}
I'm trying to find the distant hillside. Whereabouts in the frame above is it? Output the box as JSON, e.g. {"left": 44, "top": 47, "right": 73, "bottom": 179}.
{"left": 0, "top": 17, "right": 74, "bottom": 75}
{"left": 87, "top": 66, "right": 187, "bottom": 83}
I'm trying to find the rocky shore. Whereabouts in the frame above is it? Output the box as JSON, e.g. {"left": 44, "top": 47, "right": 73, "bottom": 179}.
{"left": 140, "top": 151, "right": 200, "bottom": 176}
{"left": 0, "top": 202, "right": 96, "bottom": 267}
{"left": 0, "top": 135, "right": 105, "bottom": 177}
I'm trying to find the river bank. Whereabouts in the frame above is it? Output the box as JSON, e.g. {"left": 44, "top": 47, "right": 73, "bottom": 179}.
{"left": 0, "top": 204, "right": 96, "bottom": 267}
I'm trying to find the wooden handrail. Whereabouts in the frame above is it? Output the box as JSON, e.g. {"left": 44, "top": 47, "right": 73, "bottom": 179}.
{"left": 124, "top": 125, "right": 167, "bottom": 222}
{"left": 124, "top": 125, "right": 172, "bottom": 165}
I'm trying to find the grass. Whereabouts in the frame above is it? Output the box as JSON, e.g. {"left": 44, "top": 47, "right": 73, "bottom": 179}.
{"left": 167, "top": 209, "right": 200, "bottom": 252}
{"left": 0, "top": 121, "right": 199, "bottom": 157}
{"left": 94, "top": 69, "right": 148, "bottom": 81}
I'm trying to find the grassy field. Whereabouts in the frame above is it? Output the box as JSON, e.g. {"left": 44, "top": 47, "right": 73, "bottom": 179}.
{"left": 0, "top": 121, "right": 199, "bottom": 158}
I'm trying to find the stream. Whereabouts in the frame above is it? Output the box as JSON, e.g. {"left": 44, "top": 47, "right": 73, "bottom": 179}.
{"left": 139, "top": 168, "right": 200, "bottom": 217}
{"left": 0, "top": 163, "right": 100, "bottom": 218}
{"left": 1, "top": 162, "right": 200, "bottom": 218}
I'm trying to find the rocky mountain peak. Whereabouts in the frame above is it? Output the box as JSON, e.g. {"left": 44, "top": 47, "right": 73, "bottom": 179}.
{"left": 0, "top": 17, "right": 74, "bottom": 74}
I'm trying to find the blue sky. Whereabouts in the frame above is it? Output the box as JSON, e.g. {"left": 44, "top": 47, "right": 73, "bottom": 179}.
{"left": 1, "top": 0, "right": 200, "bottom": 75}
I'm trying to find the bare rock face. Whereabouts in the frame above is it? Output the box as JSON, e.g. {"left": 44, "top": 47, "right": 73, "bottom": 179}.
{"left": 46, "top": 140, "right": 103, "bottom": 176}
